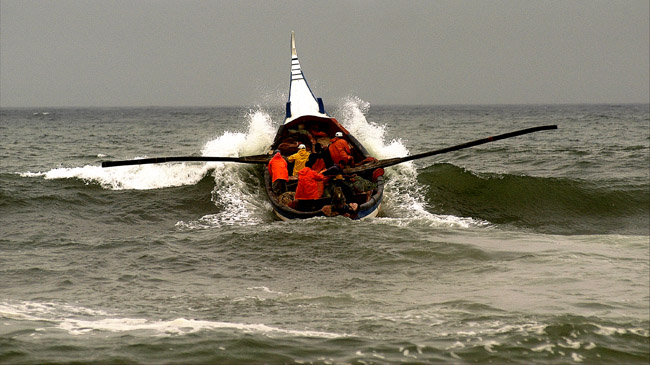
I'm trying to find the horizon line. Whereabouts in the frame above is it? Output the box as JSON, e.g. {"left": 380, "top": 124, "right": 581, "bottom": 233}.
{"left": 2, "top": 102, "right": 649, "bottom": 110}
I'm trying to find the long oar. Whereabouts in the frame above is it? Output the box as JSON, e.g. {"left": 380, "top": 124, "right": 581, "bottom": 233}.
{"left": 343, "top": 124, "right": 558, "bottom": 174}
{"left": 101, "top": 154, "right": 271, "bottom": 168}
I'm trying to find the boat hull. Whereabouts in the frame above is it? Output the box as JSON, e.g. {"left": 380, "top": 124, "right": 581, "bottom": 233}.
{"left": 273, "top": 203, "right": 382, "bottom": 221}
{"left": 265, "top": 169, "right": 384, "bottom": 221}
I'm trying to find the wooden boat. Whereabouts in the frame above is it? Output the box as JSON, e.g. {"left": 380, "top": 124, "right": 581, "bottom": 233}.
{"left": 100, "top": 32, "right": 557, "bottom": 221}
{"left": 264, "top": 31, "right": 384, "bottom": 220}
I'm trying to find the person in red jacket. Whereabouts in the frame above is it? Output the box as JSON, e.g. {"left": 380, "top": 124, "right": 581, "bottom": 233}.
{"left": 310, "top": 143, "right": 327, "bottom": 172}
{"left": 294, "top": 159, "right": 329, "bottom": 200}
{"left": 267, "top": 150, "right": 288, "bottom": 194}
{"left": 329, "top": 131, "right": 353, "bottom": 166}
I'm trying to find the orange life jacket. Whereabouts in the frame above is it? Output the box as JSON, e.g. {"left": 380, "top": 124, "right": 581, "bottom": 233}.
{"left": 295, "top": 167, "right": 327, "bottom": 200}
{"left": 267, "top": 153, "right": 288, "bottom": 182}
{"left": 329, "top": 137, "right": 352, "bottom": 165}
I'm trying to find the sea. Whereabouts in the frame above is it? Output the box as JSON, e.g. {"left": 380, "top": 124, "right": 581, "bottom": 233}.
{"left": 1, "top": 100, "right": 648, "bottom": 364}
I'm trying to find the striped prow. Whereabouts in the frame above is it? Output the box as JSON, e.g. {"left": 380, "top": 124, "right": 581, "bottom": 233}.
{"left": 285, "top": 31, "right": 328, "bottom": 123}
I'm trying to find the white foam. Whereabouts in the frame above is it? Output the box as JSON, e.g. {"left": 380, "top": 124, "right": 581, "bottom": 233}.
{"left": 19, "top": 171, "right": 46, "bottom": 178}
{"left": 20, "top": 109, "right": 276, "bottom": 193}
{"left": 247, "top": 286, "right": 285, "bottom": 295}
{"left": 176, "top": 166, "right": 272, "bottom": 229}
{"left": 1, "top": 300, "right": 342, "bottom": 339}
{"left": 176, "top": 109, "right": 277, "bottom": 228}
{"left": 531, "top": 343, "right": 555, "bottom": 354}
{"left": 446, "top": 341, "right": 466, "bottom": 350}
{"left": 335, "top": 97, "right": 487, "bottom": 227}
{"left": 0, "top": 302, "right": 49, "bottom": 322}
{"left": 483, "top": 340, "right": 500, "bottom": 353}
{"left": 335, "top": 98, "right": 422, "bottom": 216}
{"left": 18, "top": 158, "right": 211, "bottom": 191}
{"left": 594, "top": 324, "right": 628, "bottom": 336}
{"left": 201, "top": 109, "right": 275, "bottom": 158}
{"left": 559, "top": 338, "right": 582, "bottom": 349}
{"left": 34, "top": 163, "right": 212, "bottom": 190}
{"left": 0, "top": 301, "right": 108, "bottom": 321}
{"left": 571, "top": 352, "right": 584, "bottom": 362}
{"left": 57, "top": 317, "right": 342, "bottom": 338}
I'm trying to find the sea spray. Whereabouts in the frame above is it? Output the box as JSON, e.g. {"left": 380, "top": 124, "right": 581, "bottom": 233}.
{"left": 20, "top": 163, "right": 211, "bottom": 191}
{"left": 336, "top": 97, "right": 484, "bottom": 227}
{"left": 0, "top": 300, "right": 343, "bottom": 338}
{"left": 21, "top": 109, "right": 277, "bottom": 193}
{"left": 179, "top": 109, "right": 276, "bottom": 228}
{"left": 201, "top": 109, "right": 276, "bottom": 158}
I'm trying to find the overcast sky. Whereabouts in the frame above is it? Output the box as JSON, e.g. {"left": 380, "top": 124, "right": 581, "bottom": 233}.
{"left": 1, "top": 0, "right": 648, "bottom": 107}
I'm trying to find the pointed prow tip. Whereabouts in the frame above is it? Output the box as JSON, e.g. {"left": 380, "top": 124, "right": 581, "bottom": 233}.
{"left": 291, "top": 30, "right": 297, "bottom": 58}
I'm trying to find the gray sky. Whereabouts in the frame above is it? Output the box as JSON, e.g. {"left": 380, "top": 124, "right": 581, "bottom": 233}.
{"left": 1, "top": 0, "right": 648, "bottom": 107}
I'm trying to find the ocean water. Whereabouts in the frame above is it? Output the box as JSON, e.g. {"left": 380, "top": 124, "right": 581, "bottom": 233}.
{"left": 1, "top": 101, "right": 648, "bottom": 364}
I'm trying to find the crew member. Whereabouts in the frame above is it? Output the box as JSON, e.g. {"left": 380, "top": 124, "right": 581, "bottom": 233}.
{"left": 306, "top": 153, "right": 326, "bottom": 197}
{"left": 329, "top": 132, "right": 353, "bottom": 166}
{"left": 267, "top": 150, "right": 288, "bottom": 195}
{"left": 294, "top": 159, "right": 329, "bottom": 201}
{"left": 328, "top": 185, "right": 358, "bottom": 218}
{"left": 287, "top": 144, "right": 310, "bottom": 176}
{"left": 310, "top": 143, "right": 327, "bottom": 172}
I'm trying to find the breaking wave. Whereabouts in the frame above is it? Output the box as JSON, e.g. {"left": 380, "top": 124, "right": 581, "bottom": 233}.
{"left": 19, "top": 110, "right": 276, "bottom": 192}
{"left": 0, "top": 300, "right": 342, "bottom": 338}
{"left": 17, "top": 100, "right": 489, "bottom": 229}
{"left": 419, "top": 163, "right": 650, "bottom": 235}
{"left": 335, "top": 97, "right": 487, "bottom": 227}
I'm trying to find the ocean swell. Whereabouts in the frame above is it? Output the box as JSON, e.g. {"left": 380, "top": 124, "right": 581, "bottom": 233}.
{"left": 419, "top": 163, "right": 650, "bottom": 235}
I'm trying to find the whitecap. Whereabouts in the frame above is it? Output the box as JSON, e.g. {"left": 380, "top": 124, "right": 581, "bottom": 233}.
{"left": 247, "top": 286, "right": 285, "bottom": 295}
{"left": 19, "top": 108, "right": 276, "bottom": 194}
{"left": 571, "top": 352, "right": 584, "bottom": 362}
{"left": 58, "top": 317, "right": 343, "bottom": 338}
{"left": 18, "top": 171, "right": 46, "bottom": 178}
{"left": 531, "top": 343, "right": 555, "bottom": 354}
{"left": 1, "top": 300, "right": 343, "bottom": 339}
{"left": 483, "top": 340, "right": 499, "bottom": 353}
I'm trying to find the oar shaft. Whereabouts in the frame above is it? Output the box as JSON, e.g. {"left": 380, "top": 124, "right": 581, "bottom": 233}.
{"left": 102, "top": 125, "right": 557, "bottom": 170}
{"left": 344, "top": 124, "right": 557, "bottom": 174}
{"left": 403, "top": 124, "right": 557, "bottom": 163}
{"left": 101, "top": 155, "right": 271, "bottom": 168}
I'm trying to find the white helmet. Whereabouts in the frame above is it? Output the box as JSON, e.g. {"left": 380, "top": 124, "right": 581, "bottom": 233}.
{"left": 298, "top": 144, "right": 306, "bottom": 149}
{"left": 335, "top": 132, "right": 343, "bottom": 137}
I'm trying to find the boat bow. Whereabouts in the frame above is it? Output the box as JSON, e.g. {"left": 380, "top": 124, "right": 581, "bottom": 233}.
{"left": 286, "top": 31, "right": 329, "bottom": 123}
